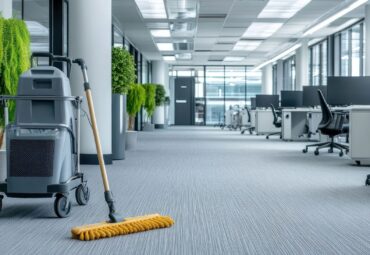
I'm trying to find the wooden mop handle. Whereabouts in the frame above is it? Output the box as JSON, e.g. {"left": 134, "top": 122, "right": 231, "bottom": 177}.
{"left": 73, "top": 58, "right": 110, "bottom": 192}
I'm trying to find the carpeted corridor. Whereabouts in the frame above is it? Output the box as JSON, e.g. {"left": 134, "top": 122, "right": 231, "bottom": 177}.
{"left": 1, "top": 126, "right": 370, "bottom": 255}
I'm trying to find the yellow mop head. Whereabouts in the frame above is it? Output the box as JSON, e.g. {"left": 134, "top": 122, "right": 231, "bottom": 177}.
{"left": 71, "top": 214, "right": 174, "bottom": 241}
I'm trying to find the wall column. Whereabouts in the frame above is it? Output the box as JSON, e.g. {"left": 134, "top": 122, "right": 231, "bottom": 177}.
{"left": 0, "top": 0, "right": 12, "bottom": 18}
{"left": 152, "top": 61, "right": 169, "bottom": 128}
{"left": 69, "top": 0, "right": 112, "bottom": 164}
{"left": 295, "top": 39, "right": 309, "bottom": 90}
{"left": 262, "top": 64, "right": 273, "bottom": 94}
{"left": 365, "top": 4, "right": 370, "bottom": 75}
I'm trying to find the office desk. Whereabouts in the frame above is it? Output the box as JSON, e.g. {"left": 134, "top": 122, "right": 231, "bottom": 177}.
{"left": 281, "top": 108, "right": 321, "bottom": 141}
{"left": 255, "top": 109, "right": 280, "bottom": 135}
{"left": 250, "top": 110, "right": 256, "bottom": 128}
{"left": 349, "top": 106, "right": 370, "bottom": 165}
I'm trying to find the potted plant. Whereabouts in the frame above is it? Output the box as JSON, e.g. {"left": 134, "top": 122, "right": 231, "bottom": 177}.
{"left": 111, "top": 47, "right": 136, "bottom": 160}
{"left": 153, "top": 84, "right": 166, "bottom": 129}
{"left": 0, "top": 18, "right": 31, "bottom": 181}
{"left": 126, "top": 84, "right": 145, "bottom": 150}
{"left": 142, "top": 84, "right": 156, "bottom": 131}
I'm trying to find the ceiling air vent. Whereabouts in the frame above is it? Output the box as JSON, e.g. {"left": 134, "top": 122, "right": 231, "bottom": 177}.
{"left": 199, "top": 14, "right": 227, "bottom": 19}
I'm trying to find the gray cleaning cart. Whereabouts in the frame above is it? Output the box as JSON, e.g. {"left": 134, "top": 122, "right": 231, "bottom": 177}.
{"left": 0, "top": 53, "right": 89, "bottom": 218}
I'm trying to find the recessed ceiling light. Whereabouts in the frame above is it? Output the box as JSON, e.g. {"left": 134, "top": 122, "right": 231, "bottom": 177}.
{"left": 258, "top": 0, "right": 312, "bottom": 19}
{"left": 303, "top": 0, "right": 367, "bottom": 36}
{"left": 156, "top": 43, "right": 174, "bottom": 51}
{"left": 233, "top": 40, "right": 263, "bottom": 51}
{"left": 134, "top": 0, "right": 167, "bottom": 19}
{"left": 163, "top": 55, "right": 176, "bottom": 61}
{"left": 150, "top": 29, "right": 171, "bottom": 38}
{"left": 224, "top": 56, "right": 245, "bottom": 62}
{"left": 175, "top": 53, "right": 192, "bottom": 60}
{"left": 242, "top": 22, "right": 283, "bottom": 38}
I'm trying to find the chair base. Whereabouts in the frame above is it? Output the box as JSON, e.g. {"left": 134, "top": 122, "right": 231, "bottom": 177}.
{"left": 241, "top": 126, "right": 255, "bottom": 135}
{"left": 266, "top": 132, "right": 282, "bottom": 140}
{"left": 303, "top": 138, "right": 349, "bottom": 157}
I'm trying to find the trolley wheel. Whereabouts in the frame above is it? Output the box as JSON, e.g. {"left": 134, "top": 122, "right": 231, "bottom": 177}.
{"left": 75, "top": 184, "right": 90, "bottom": 206}
{"left": 54, "top": 195, "right": 72, "bottom": 218}
{"left": 314, "top": 150, "right": 319, "bottom": 156}
{"left": 302, "top": 149, "right": 308, "bottom": 154}
{"left": 339, "top": 151, "right": 344, "bottom": 157}
{"left": 366, "top": 175, "right": 370, "bottom": 186}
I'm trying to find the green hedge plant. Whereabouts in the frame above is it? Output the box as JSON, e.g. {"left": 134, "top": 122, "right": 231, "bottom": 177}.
{"left": 0, "top": 18, "right": 30, "bottom": 148}
{"left": 112, "top": 47, "right": 136, "bottom": 94}
{"left": 143, "top": 84, "right": 156, "bottom": 122}
{"left": 155, "top": 84, "right": 166, "bottom": 106}
{"left": 127, "top": 84, "right": 146, "bottom": 130}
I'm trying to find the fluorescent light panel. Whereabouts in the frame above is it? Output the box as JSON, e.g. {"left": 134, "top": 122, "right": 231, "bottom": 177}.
{"left": 135, "top": 0, "right": 167, "bottom": 19}
{"left": 253, "top": 44, "right": 301, "bottom": 71}
{"left": 303, "top": 0, "right": 367, "bottom": 36}
{"left": 156, "top": 43, "right": 174, "bottom": 51}
{"left": 258, "top": 0, "right": 312, "bottom": 19}
{"left": 175, "top": 53, "right": 192, "bottom": 60}
{"left": 163, "top": 56, "right": 176, "bottom": 61}
{"left": 224, "top": 56, "right": 245, "bottom": 62}
{"left": 233, "top": 40, "right": 263, "bottom": 51}
{"left": 243, "top": 22, "right": 283, "bottom": 38}
{"left": 150, "top": 29, "right": 171, "bottom": 37}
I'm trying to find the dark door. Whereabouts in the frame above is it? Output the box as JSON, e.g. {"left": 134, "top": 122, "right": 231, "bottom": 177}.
{"left": 175, "top": 77, "right": 195, "bottom": 125}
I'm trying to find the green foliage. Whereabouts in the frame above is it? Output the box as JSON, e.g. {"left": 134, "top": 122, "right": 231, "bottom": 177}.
{"left": 112, "top": 47, "right": 136, "bottom": 94}
{"left": 127, "top": 84, "right": 146, "bottom": 117}
{"left": 0, "top": 18, "right": 30, "bottom": 127}
{"left": 155, "top": 84, "right": 166, "bottom": 106}
{"left": 143, "top": 84, "right": 156, "bottom": 119}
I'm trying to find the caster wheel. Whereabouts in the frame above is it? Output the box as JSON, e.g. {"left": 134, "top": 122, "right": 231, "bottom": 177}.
{"left": 302, "top": 149, "right": 308, "bottom": 154}
{"left": 54, "top": 195, "right": 72, "bottom": 218}
{"left": 241, "top": 131, "right": 245, "bottom": 135}
{"left": 366, "top": 175, "right": 370, "bottom": 186}
{"left": 328, "top": 149, "right": 333, "bottom": 153}
{"left": 314, "top": 150, "right": 319, "bottom": 156}
{"left": 75, "top": 184, "right": 90, "bottom": 206}
{"left": 266, "top": 136, "right": 269, "bottom": 140}
{"left": 339, "top": 151, "right": 344, "bottom": 157}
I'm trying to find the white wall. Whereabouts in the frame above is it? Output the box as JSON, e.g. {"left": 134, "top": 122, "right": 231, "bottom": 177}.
{"left": 69, "top": 0, "right": 112, "bottom": 156}
{"left": 0, "top": 0, "right": 12, "bottom": 19}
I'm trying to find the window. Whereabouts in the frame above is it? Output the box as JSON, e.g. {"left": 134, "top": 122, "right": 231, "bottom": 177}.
{"left": 113, "top": 25, "right": 124, "bottom": 48}
{"left": 336, "top": 21, "right": 364, "bottom": 77}
{"left": 283, "top": 56, "right": 296, "bottom": 90}
{"left": 309, "top": 40, "right": 328, "bottom": 85}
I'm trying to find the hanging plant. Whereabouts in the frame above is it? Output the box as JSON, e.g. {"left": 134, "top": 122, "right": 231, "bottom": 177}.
{"left": 127, "top": 84, "right": 146, "bottom": 130}
{"left": 112, "top": 47, "right": 136, "bottom": 94}
{"left": 0, "top": 18, "right": 31, "bottom": 148}
{"left": 143, "top": 84, "right": 156, "bottom": 121}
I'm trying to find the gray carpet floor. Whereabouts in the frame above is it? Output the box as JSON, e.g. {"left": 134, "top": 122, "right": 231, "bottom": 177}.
{"left": 1, "top": 126, "right": 370, "bottom": 255}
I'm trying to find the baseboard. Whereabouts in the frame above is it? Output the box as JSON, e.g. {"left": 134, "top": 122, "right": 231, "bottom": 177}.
{"left": 80, "top": 154, "right": 113, "bottom": 165}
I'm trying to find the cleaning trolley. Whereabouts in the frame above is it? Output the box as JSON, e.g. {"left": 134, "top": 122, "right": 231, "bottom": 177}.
{"left": 0, "top": 53, "right": 89, "bottom": 218}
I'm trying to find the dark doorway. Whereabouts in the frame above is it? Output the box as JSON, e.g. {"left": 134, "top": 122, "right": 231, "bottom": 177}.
{"left": 175, "top": 77, "right": 195, "bottom": 125}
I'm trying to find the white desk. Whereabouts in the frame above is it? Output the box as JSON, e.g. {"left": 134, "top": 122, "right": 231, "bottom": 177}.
{"left": 349, "top": 106, "right": 370, "bottom": 165}
{"left": 255, "top": 109, "right": 280, "bottom": 135}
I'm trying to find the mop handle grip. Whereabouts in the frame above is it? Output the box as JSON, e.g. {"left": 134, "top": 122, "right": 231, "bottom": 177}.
{"left": 73, "top": 59, "right": 90, "bottom": 90}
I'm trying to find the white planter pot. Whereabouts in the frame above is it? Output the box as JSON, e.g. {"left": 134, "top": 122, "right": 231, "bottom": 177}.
{"left": 153, "top": 105, "right": 165, "bottom": 129}
{"left": 125, "top": 130, "right": 138, "bottom": 150}
{"left": 0, "top": 150, "right": 6, "bottom": 182}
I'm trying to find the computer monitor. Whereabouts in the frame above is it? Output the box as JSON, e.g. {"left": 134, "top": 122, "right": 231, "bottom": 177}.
{"left": 251, "top": 97, "right": 256, "bottom": 110}
{"left": 327, "top": 76, "right": 370, "bottom": 106}
{"left": 281, "top": 91, "right": 303, "bottom": 108}
{"left": 302, "top": 86, "right": 327, "bottom": 107}
{"left": 256, "top": 95, "right": 279, "bottom": 108}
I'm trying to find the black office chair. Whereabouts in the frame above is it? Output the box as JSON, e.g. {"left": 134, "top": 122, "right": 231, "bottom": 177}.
{"left": 302, "top": 90, "right": 349, "bottom": 157}
{"left": 266, "top": 104, "right": 282, "bottom": 139}
{"left": 241, "top": 107, "right": 255, "bottom": 135}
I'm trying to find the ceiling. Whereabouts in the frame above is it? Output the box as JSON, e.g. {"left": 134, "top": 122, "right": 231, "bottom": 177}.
{"left": 112, "top": 0, "right": 366, "bottom": 67}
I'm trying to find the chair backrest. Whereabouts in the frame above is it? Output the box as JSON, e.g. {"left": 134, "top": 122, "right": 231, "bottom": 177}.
{"left": 318, "top": 89, "right": 333, "bottom": 128}
{"left": 270, "top": 104, "right": 279, "bottom": 124}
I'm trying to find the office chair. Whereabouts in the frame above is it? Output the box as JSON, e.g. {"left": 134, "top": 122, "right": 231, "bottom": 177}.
{"left": 266, "top": 104, "right": 282, "bottom": 139}
{"left": 302, "top": 90, "right": 349, "bottom": 157}
{"left": 241, "top": 107, "right": 255, "bottom": 135}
